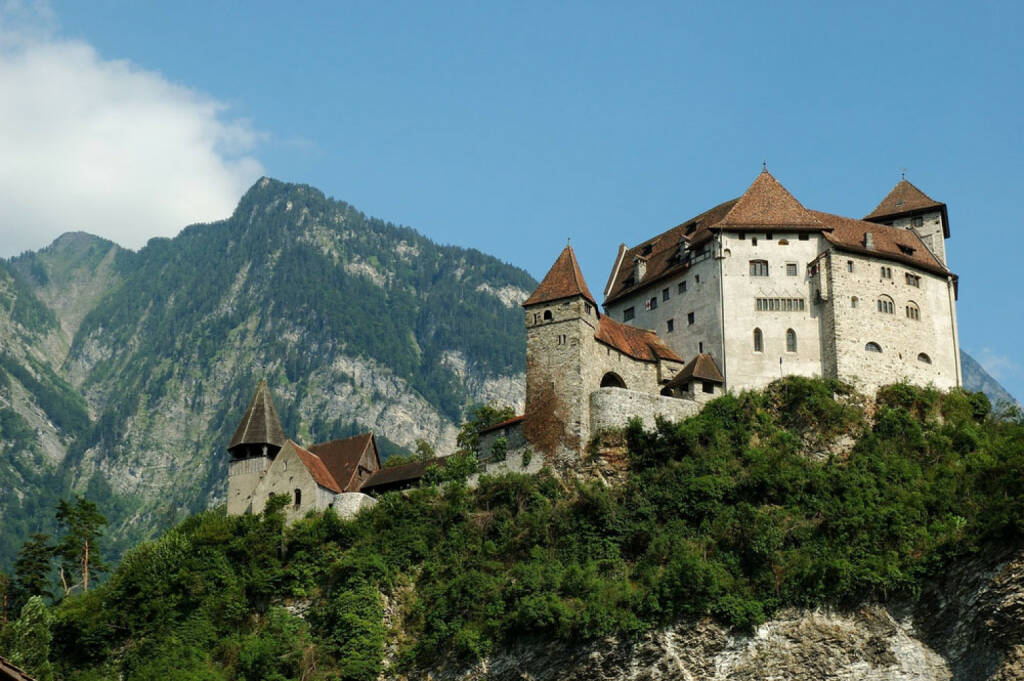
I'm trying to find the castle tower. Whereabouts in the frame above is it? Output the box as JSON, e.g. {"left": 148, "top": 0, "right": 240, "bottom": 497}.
{"left": 864, "top": 179, "right": 950, "bottom": 266}
{"left": 226, "top": 379, "right": 286, "bottom": 515}
{"left": 522, "top": 245, "right": 600, "bottom": 464}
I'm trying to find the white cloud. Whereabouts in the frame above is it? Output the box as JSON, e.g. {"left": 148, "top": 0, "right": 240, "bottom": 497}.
{"left": 0, "top": 3, "right": 264, "bottom": 256}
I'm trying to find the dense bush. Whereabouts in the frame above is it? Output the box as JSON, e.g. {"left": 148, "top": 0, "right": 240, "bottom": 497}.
{"left": 7, "top": 379, "right": 1022, "bottom": 679}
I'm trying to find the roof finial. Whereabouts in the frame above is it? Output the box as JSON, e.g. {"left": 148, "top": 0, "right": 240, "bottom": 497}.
{"left": 901, "top": 167, "right": 907, "bottom": 180}
{"left": 762, "top": 160, "right": 767, "bottom": 172}
{"left": 567, "top": 236, "right": 571, "bottom": 245}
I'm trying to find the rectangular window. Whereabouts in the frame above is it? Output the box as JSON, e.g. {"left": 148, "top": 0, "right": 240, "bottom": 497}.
{"left": 645, "top": 297, "right": 658, "bottom": 310}
{"left": 798, "top": 233, "right": 810, "bottom": 241}
{"left": 687, "top": 312, "right": 695, "bottom": 325}
{"left": 623, "top": 307, "right": 634, "bottom": 322}
{"left": 847, "top": 260, "right": 854, "bottom": 272}
{"left": 662, "top": 288, "right": 670, "bottom": 301}
{"left": 695, "top": 274, "right": 701, "bottom": 283}
{"left": 756, "top": 297, "right": 806, "bottom": 311}
{"left": 702, "top": 381, "right": 714, "bottom": 393}
{"left": 667, "top": 319, "right": 674, "bottom": 333}
{"left": 678, "top": 280, "right": 687, "bottom": 294}
{"left": 881, "top": 266, "right": 892, "bottom": 279}
{"left": 738, "top": 233, "right": 746, "bottom": 240}
{"left": 905, "top": 273, "right": 921, "bottom": 287}
{"left": 912, "top": 216, "right": 924, "bottom": 227}
{"left": 766, "top": 232, "right": 774, "bottom": 240}
{"left": 698, "top": 341, "right": 704, "bottom": 353}
{"left": 749, "top": 260, "right": 769, "bottom": 276}
{"left": 786, "top": 263, "right": 798, "bottom": 276}
{"left": 752, "top": 237, "right": 759, "bottom": 246}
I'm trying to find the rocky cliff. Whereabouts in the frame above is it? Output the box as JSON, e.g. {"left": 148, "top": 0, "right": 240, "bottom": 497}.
{"left": 418, "top": 544, "right": 1024, "bottom": 680}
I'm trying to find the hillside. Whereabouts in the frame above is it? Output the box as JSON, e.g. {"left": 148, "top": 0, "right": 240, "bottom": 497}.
{"left": 2, "top": 378, "right": 1022, "bottom": 680}
{"left": 0, "top": 178, "right": 534, "bottom": 568}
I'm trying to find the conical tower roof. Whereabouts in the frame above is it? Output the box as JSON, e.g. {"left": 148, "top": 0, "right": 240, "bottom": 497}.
{"left": 864, "top": 179, "right": 945, "bottom": 219}
{"left": 523, "top": 244, "right": 597, "bottom": 308}
{"left": 228, "top": 379, "right": 286, "bottom": 452}
{"left": 716, "top": 170, "right": 824, "bottom": 229}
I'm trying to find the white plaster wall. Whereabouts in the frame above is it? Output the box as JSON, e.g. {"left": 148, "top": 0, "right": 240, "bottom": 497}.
{"left": 824, "top": 250, "right": 960, "bottom": 394}
{"left": 720, "top": 232, "right": 827, "bottom": 390}
{"left": 590, "top": 388, "right": 701, "bottom": 433}
{"left": 604, "top": 252, "right": 724, "bottom": 365}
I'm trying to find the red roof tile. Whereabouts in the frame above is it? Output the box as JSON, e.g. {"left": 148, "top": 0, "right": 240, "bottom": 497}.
{"left": 716, "top": 170, "right": 825, "bottom": 230}
{"left": 864, "top": 179, "right": 944, "bottom": 220}
{"left": 524, "top": 245, "right": 597, "bottom": 308}
{"left": 667, "top": 353, "right": 724, "bottom": 387}
{"left": 595, "top": 316, "right": 683, "bottom": 363}
{"left": 287, "top": 440, "right": 343, "bottom": 493}
{"left": 308, "top": 432, "right": 380, "bottom": 493}
{"left": 811, "top": 210, "right": 950, "bottom": 276}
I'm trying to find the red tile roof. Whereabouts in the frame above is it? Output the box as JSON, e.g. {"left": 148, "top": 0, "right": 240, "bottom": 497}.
{"left": 604, "top": 172, "right": 951, "bottom": 305}
{"left": 864, "top": 179, "right": 944, "bottom": 220}
{"left": 287, "top": 440, "right": 343, "bottom": 493}
{"left": 595, "top": 316, "right": 683, "bottom": 363}
{"left": 524, "top": 245, "right": 597, "bottom": 308}
{"left": 308, "top": 432, "right": 379, "bottom": 493}
{"left": 812, "top": 210, "right": 949, "bottom": 276}
{"left": 716, "top": 170, "right": 825, "bottom": 230}
{"left": 667, "top": 353, "right": 724, "bottom": 387}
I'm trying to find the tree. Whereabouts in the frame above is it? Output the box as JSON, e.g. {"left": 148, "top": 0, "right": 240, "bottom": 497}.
{"left": 0, "top": 571, "right": 10, "bottom": 627}
{"left": 13, "top": 533, "right": 53, "bottom": 608}
{"left": 54, "top": 496, "right": 108, "bottom": 594}
{"left": 413, "top": 439, "right": 436, "bottom": 461}
{"left": 456, "top": 404, "right": 516, "bottom": 453}
{"left": 8, "top": 596, "right": 54, "bottom": 681}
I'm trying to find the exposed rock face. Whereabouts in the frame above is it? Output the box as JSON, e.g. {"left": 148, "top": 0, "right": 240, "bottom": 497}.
{"left": 411, "top": 546, "right": 1024, "bottom": 681}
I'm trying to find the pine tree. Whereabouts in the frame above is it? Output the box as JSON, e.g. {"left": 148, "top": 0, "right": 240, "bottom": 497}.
{"left": 8, "top": 596, "right": 54, "bottom": 681}
{"left": 13, "top": 533, "right": 52, "bottom": 609}
{"left": 54, "top": 496, "right": 108, "bottom": 594}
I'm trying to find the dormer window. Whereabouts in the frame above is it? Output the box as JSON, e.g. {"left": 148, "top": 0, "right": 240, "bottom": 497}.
{"left": 685, "top": 223, "right": 697, "bottom": 235}
{"left": 898, "top": 244, "right": 916, "bottom": 256}
{"left": 641, "top": 243, "right": 653, "bottom": 256}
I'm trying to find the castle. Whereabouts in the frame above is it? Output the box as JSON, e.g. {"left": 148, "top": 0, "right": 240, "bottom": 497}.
{"left": 226, "top": 169, "right": 961, "bottom": 515}
{"left": 480, "top": 170, "right": 960, "bottom": 467}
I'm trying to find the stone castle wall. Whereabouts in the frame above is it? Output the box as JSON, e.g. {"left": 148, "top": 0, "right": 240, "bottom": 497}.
{"left": 590, "top": 388, "right": 701, "bottom": 433}
{"left": 821, "top": 249, "right": 960, "bottom": 394}
{"left": 227, "top": 456, "right": 269, "bottom": 515}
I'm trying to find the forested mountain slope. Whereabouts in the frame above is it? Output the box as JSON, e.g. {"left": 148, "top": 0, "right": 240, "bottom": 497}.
{"left": 0, "top": 178, "right": 534, "bottom": 568}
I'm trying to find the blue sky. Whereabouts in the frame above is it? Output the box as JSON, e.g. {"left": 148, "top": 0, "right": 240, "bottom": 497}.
{"left": 1, "top": 1, "right": 1021, "bottom": 400}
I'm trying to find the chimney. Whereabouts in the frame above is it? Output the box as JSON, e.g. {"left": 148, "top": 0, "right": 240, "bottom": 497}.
{"left": 633, "top": 255, "right": 647, "bottom": 282}
{"left": 863, "top": 232, "right": 874, "bottom": 250}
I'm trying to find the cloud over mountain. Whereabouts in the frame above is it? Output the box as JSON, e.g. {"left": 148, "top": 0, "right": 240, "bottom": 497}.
{"left": 0, "top": 3, "right": 263, "bottom": 255}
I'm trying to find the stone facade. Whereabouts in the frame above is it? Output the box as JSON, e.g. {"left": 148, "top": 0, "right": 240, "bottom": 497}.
{"left": 589, "top": 388, "right": 701, "bottom": 433}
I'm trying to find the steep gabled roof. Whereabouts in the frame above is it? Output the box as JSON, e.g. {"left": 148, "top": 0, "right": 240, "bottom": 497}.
{"left": 667, "top": 353, "right": 724, "bottom": 388}
{"left": 716, "top": 170, "right": 825, "bottom": 230}
{"left": 812, "top": 210, "right": 951, "bottom": 276}
{"left": 308, "top": 432, "right": 379, "bottom": 493}
{"left": 864, "top": 179, "right": 945, "bottom": 221}
{"left": 286, "top": 440, "right": 343, "bottom": 493}
{"left": 523, "top": 245, "right": 597, "bottom": 308}
{"left": 228, "top": 379, "right": 286, "bottom": 452}
{"left": 595, "top": 316, "right": 683, "bottom": 363}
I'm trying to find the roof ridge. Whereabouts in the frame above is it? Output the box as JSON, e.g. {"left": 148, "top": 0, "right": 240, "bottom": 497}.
{"left": 716, "top": 170, "right": 824, "bottom": 229}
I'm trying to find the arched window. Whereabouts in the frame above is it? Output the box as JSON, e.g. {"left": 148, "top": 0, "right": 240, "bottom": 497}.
{"left": 753, "top": 328, "right": 763, "bottom": 352}
{"left": 600, "top": 372, "right": 627, "bottom": 389}
{"left": 851, "top": 296, "right": 858, "bottom": 309}
{"left": 876, "top": 295, "right": 894, "bottom": 314}
{"left": 543, "top": 310, "right": 553, "bottom": 321}
{"left": 749, "top": 259, "right": 769, "bottom": 277}
{"left": 786, "top": 328, "right": 797, "bottom": 352}
{"left": 865, "top": 342, "right": 882, "bottom": 353}
{"left": 294, "top": 488, "right": 302, "bottom": 506}
{"left": 918, "top": 353, "right": 932, "bottom": 364}
{"left": 906, "top": 301, "right": 920, "bottom": 320}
